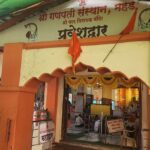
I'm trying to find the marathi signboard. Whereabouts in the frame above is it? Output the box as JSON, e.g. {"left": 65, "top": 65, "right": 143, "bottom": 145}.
{"left": 107, "top": 119, "right": 124, "bottom": 133}
{"left": 39, "top": 121, "right": 55, "bottom": 144}
{"left": 0, "top": 0, "right": 149, "bottom": 45}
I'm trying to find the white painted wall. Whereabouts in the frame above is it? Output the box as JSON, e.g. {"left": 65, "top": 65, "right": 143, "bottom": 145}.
{"left": 0, "top": 0, "right": 149, "bottom": 46}
{"left": 20, "top": 41, "right": 150, "bottom": 86}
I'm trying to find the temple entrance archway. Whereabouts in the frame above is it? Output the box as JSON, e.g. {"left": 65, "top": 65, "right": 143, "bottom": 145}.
{"left": 56, "top": 64, "right": 150, "bottom": 150}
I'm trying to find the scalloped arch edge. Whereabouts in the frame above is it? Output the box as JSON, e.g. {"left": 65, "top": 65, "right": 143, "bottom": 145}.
{"left": 23, "top": 62, "right": 148, "bottom": 88}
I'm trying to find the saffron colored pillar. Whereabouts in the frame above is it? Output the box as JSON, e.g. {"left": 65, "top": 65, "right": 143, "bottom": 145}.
{"left": 0, "top": 43, "right": 37, "bottom": 150}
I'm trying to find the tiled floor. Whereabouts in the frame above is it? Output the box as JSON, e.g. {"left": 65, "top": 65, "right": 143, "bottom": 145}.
{"left": 53, "top": 142, "right": 134, "bottom": 150}
{"left": 67, "top": 125, "right": 136, "bottom": 148}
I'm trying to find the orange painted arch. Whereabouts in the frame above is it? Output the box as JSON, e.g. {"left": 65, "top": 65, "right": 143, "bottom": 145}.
{"left": 22, "top": 62, "right": 147, "bottom": 130}
{"left": 23, "top": 62, "right": 147, "bottom": 88}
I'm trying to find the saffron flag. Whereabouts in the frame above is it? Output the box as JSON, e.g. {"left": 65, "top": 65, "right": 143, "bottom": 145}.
{"left": 120, "top": 8, "right": 138, "bottom": 35}
{"left": 68, "top": 32, "right": 82, "bottom": 73}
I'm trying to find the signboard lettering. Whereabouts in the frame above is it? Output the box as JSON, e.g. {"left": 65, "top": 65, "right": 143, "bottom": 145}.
{"left": 39, "top": 121, "right": 55, "bottom": 144}
{"left": 107, "top": 119, "right": 124, "bottom": 133}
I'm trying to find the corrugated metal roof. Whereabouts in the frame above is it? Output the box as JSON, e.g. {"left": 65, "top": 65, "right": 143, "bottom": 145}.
{"left": 0, "top": 0, "right": 70, "bottom": 31}
{"left": 0, "top": 0, "right": 42, "bottom": 17}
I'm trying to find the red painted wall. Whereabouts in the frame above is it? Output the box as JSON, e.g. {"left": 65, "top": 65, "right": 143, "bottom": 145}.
{"left": 0, "top": 87, "right": 36, "bottom": 150}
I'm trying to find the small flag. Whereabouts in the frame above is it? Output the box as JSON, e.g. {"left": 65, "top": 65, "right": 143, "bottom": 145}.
{"left": 120, "top": 8, "right": 138, "bottom": 35}
{"left": 68, "top": 32, "right": 82, "bottom": 73}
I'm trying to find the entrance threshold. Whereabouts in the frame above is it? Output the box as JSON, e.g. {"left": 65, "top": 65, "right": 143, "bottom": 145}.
{"left": 58, "top": 140, "right": 133, "bottom": 150}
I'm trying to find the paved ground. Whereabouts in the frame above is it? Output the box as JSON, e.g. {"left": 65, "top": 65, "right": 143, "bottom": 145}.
{"left": 52, "top": 142, "right": 134, "bottom": 150}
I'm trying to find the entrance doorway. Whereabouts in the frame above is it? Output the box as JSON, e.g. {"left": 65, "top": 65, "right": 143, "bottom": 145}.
{"left": 62, "top": 72, "right": 142, "bottom": 149}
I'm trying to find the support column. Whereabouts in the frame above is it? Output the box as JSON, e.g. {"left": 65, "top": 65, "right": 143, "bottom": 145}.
{"left": 1, "top": 43, "right": 23, "bottom": 86}
{"left": 0, "top": 43, "right": 37, "bottom": 150}
{"left": 0, "top": 87, "right": 36, "bottom": 150}
{"left": 46, "top": 77, "right": 58, "bottom": 123}
{"left": 141, "top": 84, "right": 150, "bottom": 149}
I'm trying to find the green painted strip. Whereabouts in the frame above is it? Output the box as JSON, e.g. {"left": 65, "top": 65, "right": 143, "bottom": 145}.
{"left": 0, "top": 0, "right": 42, "bottom": 17}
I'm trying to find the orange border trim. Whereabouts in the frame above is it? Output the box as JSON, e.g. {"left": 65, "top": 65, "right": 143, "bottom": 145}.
{"left": 0, "top": 86, "right": 37, "bottom": 93}
{"left": 24, "top": 32, "right": 150, "bottom": 50}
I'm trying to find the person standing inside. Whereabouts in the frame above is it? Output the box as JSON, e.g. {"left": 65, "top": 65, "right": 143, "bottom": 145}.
{"left": 75, "top": 114, "right": 84, "bottom": 127}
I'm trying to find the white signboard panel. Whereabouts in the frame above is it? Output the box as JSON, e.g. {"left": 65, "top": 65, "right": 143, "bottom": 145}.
{"left": 0, "top": 0, "right": 149, "bottom": 46}
{"left": 107, "top": 119, "right": 124, "bottom": 133}
{"left": 39, "top": 121, "right": 55, "bottom": 144}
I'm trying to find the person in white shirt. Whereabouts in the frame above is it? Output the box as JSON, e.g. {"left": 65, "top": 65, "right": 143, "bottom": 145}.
{"left": 94, "top": 120, "right": 100, "bottom": 132}
{"left": 128, "top": 97, "right": 138, "bottom": 114}
{"left": 94, "top": 115, "right": 100, "bottom": 132}
{"left": 75, "top": 114, "right": 84, "bottom": 127}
